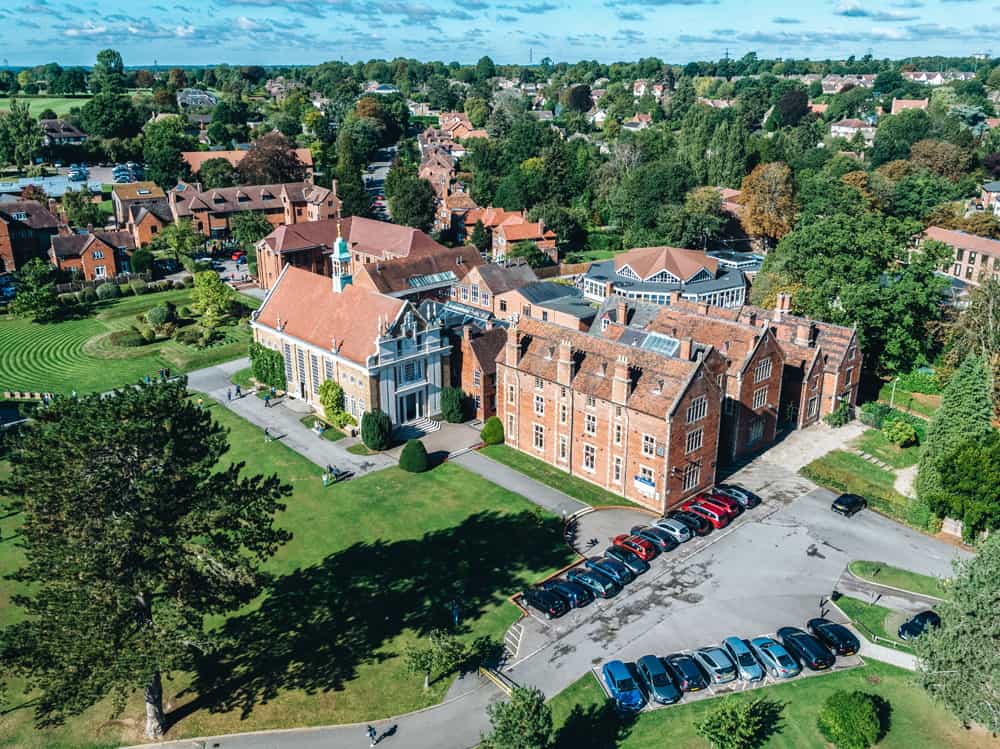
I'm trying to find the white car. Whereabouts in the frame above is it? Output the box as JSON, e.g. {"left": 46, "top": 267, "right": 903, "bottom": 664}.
{"left": 651, "top": 517, "right": 692, "bottom": 543}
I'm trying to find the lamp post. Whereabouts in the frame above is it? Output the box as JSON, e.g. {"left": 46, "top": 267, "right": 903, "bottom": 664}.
{"left": 889, "top": 376, "right": 901, "bottom": 409}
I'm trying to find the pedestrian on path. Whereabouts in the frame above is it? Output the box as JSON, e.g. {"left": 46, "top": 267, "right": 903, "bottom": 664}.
{"left": 235, "top": 384, "right": 242, "bottom": 398}
{"left": 165, "top": 368, "right": 171, "bottom": 379}
{"left": 264, "top": 394, "right": 271, "bottom": 408}
{"left": 226, "top": 388, "right": 232, "bottom": 402}
{"left": 367, "top": 724, "right": 377, "bottom": 747}
{"left": 264, "top": 427, "right": 271, "bottom": 443}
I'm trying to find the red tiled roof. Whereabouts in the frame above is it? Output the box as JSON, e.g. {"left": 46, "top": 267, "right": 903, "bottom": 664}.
{"left": 262, "top": 217, "right": 446, "bottom": 260}
{"left": 352, "top": 245, "right": 482, "bottom": 295}
{"left": 613, "top": 246, "right": 718, "bottom": 282}
{"left": 890, "top": 98, "right": 929, "bottom": 115}
{"left": 497, "top": 221, "right": 556, "bottom": 242}
{"left": 182, "top": 148, "right": 313, "bottom": 173}
{"left": 925, "top": 226, "right": 1000, "bottom": 259}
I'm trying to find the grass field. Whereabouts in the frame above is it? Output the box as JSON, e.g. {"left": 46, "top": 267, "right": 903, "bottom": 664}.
{"left": 0, "top": 400, "right": 572, "bottom": 747}
{"left": 851, "top": 429, "right": 921, "bottom": 469}
{"left": 878, "top": 381, "right": 940, "bottom": 420}
{"left": 0, "top": 95, "right": 93, "bottom": 117}
{"left": 548, "top": 660, "right": 992, "bottom": 749}
{"left": 848, "top": 561, "right": 947, "bottom": 599}
{"left": 480, "top": 444, "right": 637, "bottom": 507}
{"left": 0, "top": 290, "right": 258, "bottom": 394}
{"left": 300, "top": 414, "right": 346, "bottom": 441}
{"left": 835, "top": 596, "right": 914, "bottom": 652}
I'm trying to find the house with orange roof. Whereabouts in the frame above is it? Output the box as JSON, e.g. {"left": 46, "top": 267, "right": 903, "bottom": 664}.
{"left": 181, "top": 147, "right": 315, "bottom": 181}
{"left": 890, "top": 98, "right": 929, "bottom": 115}
{"left": 493, "top": 220, "right": 558, "bottom": 263}
{"left": 251, "top": 238, "right": 452, "bottom": 427}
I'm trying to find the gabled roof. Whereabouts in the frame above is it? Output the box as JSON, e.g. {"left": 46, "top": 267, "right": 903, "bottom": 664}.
{"left": 39, "top": 119, "right": 86, "bottom": 138}
{"left": 0, "top": 200, "right": 60, "bottom": 230}
{"left": 612, "top": 245, "right": 719, "bottom": 282}
{"left": 181, "top": 148, "right": 314, "bottom": 173}
{"left": 891, "top": 98, "right": 929, "bottom": 115}
{"left": 643, "top": 304, "right": 768, "bottom": 377}
{"left": 464, "top": 206, "right": 525, "bottom": 228}
{"left": 129, "top": 202, "right": 173, "bottom": 225}
{"left": 50, "top": 230, "right": 135, "bottom": 259}
{"left": 497, "top": 221, "right": 556, "bottom": 242}
{"left": 255, "top": 266, "right": 407, "bottom": 366}
{"left": 470, "top": 263, "right": 538, "bottom": 295}
{"left": 925, "top": 226, "right": 1000, "bottom": 259}
{"left": 261, "top": 216, "right": 446, "bottom": 260}
{"left": 468, "top": 327, "right": 507, "bottom": 374}
{"left": 352, "top": 245, "right": 482, "bottom": 295}
{"left": 171, "top": 181, "right": 336, "bottom": 217}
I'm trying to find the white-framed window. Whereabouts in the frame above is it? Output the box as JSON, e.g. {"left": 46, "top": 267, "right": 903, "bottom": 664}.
{"left": 507, "top": 384, "right": 515, "bottom": 403}
{"left": 585, "top": 413, "right": 596, "bottom": 435}
{"left": 601, "top": 317, "right": 610, "bottom": 331}
{"left": 754, "top": 357, "right": 772, "bottom": 383}
{"left": 533, "top": 423, "right": 544, "bottom": 451}
{"left": 473, "top": 368, "right": 481, "bottom": 386}
{"left": 642, "top": 434, "right": 655, "bottom": 456}
{"left": 482, "top": 292, "right": 490, "bottom": 307}
{"left": 535, "top": 376, "right": 544, "bottom": 390}
{"left": 586, "top": 395, "right": 596, "bottom": 408}
{"left": 749, "top": 416, "right": 765, "bottom": 444}
{"left": 686, "top": 427, "right": 703, "bottom": 454}
{"left": 687, "top": 395, "right": 707, "bottom": 423}
{"left": 845, "top": 367, "right": 854, "bottom": 387}
{"left": 560, "top": 403, "right": 567, "bottom": 424}
{"left": 283, "top": 343, "right": 294, "bottom": 382}
{"left": 357, "top": 399, "right": 365, "bottom": 417}
{"left": 93, "top": 265, "right": 106, "bottom": 278}
{"left": 310, "top": 354, "right": 320, "bottom": 394}
{"left": 471, "top": 283, "right": 480, "bottom": 303}
{"left": 324, "top": 359, "right": 334, "bottom": 382}
{"left": 682, "top": 462, "right": 701, "bottom": 492}
{"left": 613, "top": 456, "right": 623, "bottom": 482}
{"left": 499, "top": 299, "right": 507, "bottom": 313}
{"left": 583, "top": 444, "right": 595, "bottom": 472}
{"left": 640, "top": 465, "right": 654, "bottom": 483}
{"left": 559, "top": 436, "right": 568, "bottom": 461}
{"left": 534, "top": 394, "right": 544, "bottom": 415}
{"left": 807, "top": 395, "right": 819, "bottom": 418}
{"left": 753, "top": 385, "right": 767, "bottom": 410}
{"left": 461, "top": 286, "right": 469, "bottom": 301}
{"left": 614, "top": 423, "right": 622, "bottom": 445}
{"left": 507, "top": 413, "right": 515, "bottom": 437}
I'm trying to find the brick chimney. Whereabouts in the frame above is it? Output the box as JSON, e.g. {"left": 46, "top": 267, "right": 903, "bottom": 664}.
{"left": 679, "top": 337, "right": 693, "bottom": 360}
{"left": 616, "top": 297, "right": 628, "bottom": 325}
{"left": 557, "top": 339, "right": 573, "bottom": 385}
{"left": 463, "top": 324, "right": 472, "bottom": 342}
{"left": 612, "top": 355, "right": 629, "bottom": 403}
{"left": 746, "top": 310, "right": 757, "bottom": 327}
{"left": 505, "top": 325, "right": 521, "bottom": 365}
{"left": 775, "top": 292, "right": 791, "bottom": 319}
{"left": 795, "top": 321, "right": 816, "bottom": 347}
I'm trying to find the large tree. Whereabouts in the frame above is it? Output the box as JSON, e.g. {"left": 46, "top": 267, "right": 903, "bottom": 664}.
{"left": 230, "top": 210, "right": 273, "bottom": 250}
{"left": 387, "top": 175, "right": 436, "bottom": 232}
{"left": 939, "top": 278, "right": 1000, "bottom": 417}
{"left": 198, "top": 157, "right": 239, "bottom": 188}
{"left": 10, "top": 257, "right": 58, "bottom": 321}
{"left": 89, "top": 48, "right": 126, "bottom": 95}
{"left": 739, "top": 161, "right": 796, "bottom": 248}
{"left": 480, "top": 686, "right": 553, "bottom": 749}
{"left": 0, "top": 99, "right": 43, "bottom": 171}
{"left": 237, "top": 132, "right": 306, "bottom": 185}
{"left": 914, "top": 533, "right": 1000, "bottom": 734}
{"left": 151, "top": 219, "right": 203, "bottom": 267}
{"left": 142, "top": 116, "right": 192, "bottom": 189}
{"left": 62, "top": 187, "right": 104, "bottom": 228}
{"left": 0, "top": 382, "right": 291, "bottom": 738}
{"left": 934, "top": 431, "right": 1000, "bottom": 540}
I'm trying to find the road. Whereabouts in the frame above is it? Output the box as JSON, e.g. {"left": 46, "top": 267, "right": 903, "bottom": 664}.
{"left": 364, "top": 146, "right": 394, "bottom": 220}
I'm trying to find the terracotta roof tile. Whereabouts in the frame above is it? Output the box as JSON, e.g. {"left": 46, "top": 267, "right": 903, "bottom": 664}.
{"left": 182, "top": 148, "right": 313, "bottom": 173}
{"left": 614, "top": 246, "right": 719, "bottom": 281}
{"left": 352, "top": 245, "right": 483, "bottom": 295}
{"left": 925, "top": 226, "right": 1000, "bottom": 259}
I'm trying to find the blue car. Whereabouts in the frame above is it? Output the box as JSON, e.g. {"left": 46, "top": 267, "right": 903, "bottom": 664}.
{"left": 585, "top": 556, "right": 634, "bottom": 586}
{"left": 540, "top": 577, "right": 593, "bottom": 608}
{"left": 602, "top": 660, "right": 645, "bottom": 711}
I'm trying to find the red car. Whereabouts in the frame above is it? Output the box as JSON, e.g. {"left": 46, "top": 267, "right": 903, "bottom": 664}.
{"left": 700, "top": 492, "right": 742, "bottom": 518}
{"left": 612, "top": 534, "right": 658, "bottom": 561}
{"left": 680, "top": 500, "right": 729, "bottom": 529}
{"left": 231, "top": 249, "right": 246, "bottom": 261}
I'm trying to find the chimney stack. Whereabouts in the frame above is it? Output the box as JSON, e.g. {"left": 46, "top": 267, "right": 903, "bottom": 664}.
{"left": 557, "top": 339, "right": 573, "bottom": 385}
{"left": 612, "top": 355, "right": 629, "bottom": 403}
{"left": 679, "top": 337, "right": 693, "bottom": 360}
{"left": 504, "top": 320, "right": 521, "bottom": 365}
{"left": 616, "top": 297, "right": 628, "bottom": 326}
{"left": 463, "top": 324, "right": 472, "bottom": 342}
{"left": 775, "top": 292, "right": 791, "bottom": 319}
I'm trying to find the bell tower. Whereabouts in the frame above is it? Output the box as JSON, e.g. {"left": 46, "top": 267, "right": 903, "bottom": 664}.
{"left": 331, "top": 221, "right": 352, "bottom": 293}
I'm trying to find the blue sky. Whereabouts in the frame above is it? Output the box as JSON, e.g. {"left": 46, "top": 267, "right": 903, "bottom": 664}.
{"left": 1, "top": 0, "right": 998, "bottom": 67}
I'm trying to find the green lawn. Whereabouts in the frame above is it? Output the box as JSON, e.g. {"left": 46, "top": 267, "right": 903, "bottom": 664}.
{"left": 851, "top": 429, "right": 921, "bottom": 469}
{"left": 230, "top": 366, "right": 254, "bottom": 390}
{"left": 834, "top": 596, "right": 913, "bottom": 652}
{"left": 548, "top": 660, "right": 992, "bottom": 749}
{"left": 0, "top": 290, "right": 258, "bottom": 394}
{"left": 300, "top": 414, "right": 346, "bottom": 442}
{"left": 0, "top": 400, "right": 573, "bottom": 747}
{"left": 480, "top": 444, "right": 637, "bottom": 508}
{"left": 0, "top": 95, "right": 92, "bottom": 117}
{"left": 347, "top": 442, "right": 376, "bottom": 455}
{"left": 848, "top": 561, "right": 947, "bottom": 599}
{"left": 877, "top": 381, "right": 940, "bottom": 419}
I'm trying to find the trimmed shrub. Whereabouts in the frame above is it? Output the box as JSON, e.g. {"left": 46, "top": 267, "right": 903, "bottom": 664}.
{"left": 108, "top": 329, "right": 145, "bottom": 347}
{"left": 480, "top": 415, "right": 504, "bottom": 445}
{"left": 58, "top": 292, "right": 77, "bottom": 305}
{"left": 181, "top": 275, "right": 195, "bottom": 288}
{"left": 74, "top": 290, "right": 87, "bottom": 304}
{"left": 361, "top": 409, "right": 392, "bottom": 451}
{"left": 824, "top": 400, "right": 851, "bottom": 427}
{"left": 96, "top": 282, "right": 120, "bottom": 300}
{"left": 441, "top": 386, "right": 466, "bottom": 423}
{"left": 129, "top": 279, "right": 148, "bottom": 295}
{"left": 331, "top": 411, "right": 357, "bottom": 429}
{"left": 173, "top": 280, "right": 186, "bottom": 290}
{"left": 817, "top": 691, "right": 882, "bottom": 749}
{"left": 399, "top": 439, "right": 429, "bottom": 473}
{"left": 145, "top": 304, "right": 172, "bottom": 327}
{"left": 319, "top": 379, "right": 345, "bottom": 417}
{"left": 136, "top": 324, "right": 156, "bottom": 344}
{"left": 118, "top": 283, "right": 131, "bottom": 296}
{"left": 882, "top": 418, "right": 917, "bottom": 447}
{"left": 173, "top": 327, "right": 202, "bottom": 345}
{"left": 80, "top": 287, "right": 97, "bottom": 304}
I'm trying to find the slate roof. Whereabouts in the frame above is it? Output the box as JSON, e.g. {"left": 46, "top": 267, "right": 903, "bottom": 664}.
{"left": 0, "top": 200, "right": 61, "bottom": 230}
{"left": 352, "top": 245, "right": 482, "bottom": 295}
{"left": 471, "top": 263, "right": 538, "bottom": 295}
{"left": 50, "top": 230, "right": 135, "bottom": 259}
{"left": 171, "top": 182, "right": 335, "bottom": 217}
{"left": 468, "top": 327, "right": 507, "bottom": 374}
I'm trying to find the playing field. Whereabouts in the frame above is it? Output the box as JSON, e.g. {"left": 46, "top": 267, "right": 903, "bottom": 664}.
{"left": 0, "top": 96, "right": 92, "bottom": 117}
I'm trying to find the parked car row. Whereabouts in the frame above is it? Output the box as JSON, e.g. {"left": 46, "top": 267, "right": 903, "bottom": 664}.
{"left": 601, "top": 617, "right": 860, "bottom": 711}
{"left": 113, "top": 162, "right": 144, "bottom": 183}
{"left": 519, "top": 484, "right": 762, "bottom": 619}
{"left": 67, "top": 163, "right": 89, "bottom": 181}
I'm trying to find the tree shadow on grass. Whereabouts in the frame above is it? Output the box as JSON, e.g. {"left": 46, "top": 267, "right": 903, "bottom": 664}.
{"left": 872, "top": 694, "right": 892, "bottom": 742}
{"left": 169, "top": 510, "right": 573, "bottom": 731}
{"left": 552, "top": 702, "right": 636, "bottom": 749}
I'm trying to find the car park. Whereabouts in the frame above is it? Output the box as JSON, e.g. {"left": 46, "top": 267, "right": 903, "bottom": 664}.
{"left": 679, "top": 501, "right": 729, "bottom": 529}
{"left": 630, "top": 524, "right": 681, "bottom": 551}
{"left": 585, "top": 556, "right": 634, "bottom": 586}
{"left": 702, "top": 492, "right": 743, "bottom": 517}
{"left": 898, "top": 610, "right": 940, "bottom": 640}
{"left": 648, "top": 518, "right": 692, "bottom": 543}
{"left": 776, "top": 627, "right": 835, "bottom": 670}
{"left": 714, "top": 484, "right": 761, "bottom": 509}
{"left": 831, "top": 493, "right": 867, "bottom": 517}
{"left": 636, "top": 655, "right": 681, "bottom": 705}
{"left": 692, "top": 647, "right": 738, "bottom": 684}
{"left": 666, "top": 509, "right": 712, "bottom": 536}
{"left": 612, "top": 534, "right": 658, "bottom": 561}
{"left": 806, "top": 618, "right": 860, "bottom": 656}
{"left": 540, "top": 578, "right": 592, "bottom": 608}
{"left": 664, "top": 653, "right": 708, "bottom": 692}
{"left": 749, "top": 637, "right": 801, "bottom": 679}
{"left": 520, "top": 587, "right": 569, "bottom": 619}
{"left": 693, "top": 495, "right": 739, "bottom": 520}
{"left": 566, "top": 567, "right": 620, "bottom": 598}
{"left": 722, "top": 636, "right": 765, "bottom": 682}
{"left": 604, "top": 545, "right": 650, "bottom": 575}
{"left": 602, "top": 660, "right": 645, "bottom": 712}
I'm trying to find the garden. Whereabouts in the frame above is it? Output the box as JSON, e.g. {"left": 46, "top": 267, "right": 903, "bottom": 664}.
{"left": 0, "top": 401, "right": 573, "bottom": 748}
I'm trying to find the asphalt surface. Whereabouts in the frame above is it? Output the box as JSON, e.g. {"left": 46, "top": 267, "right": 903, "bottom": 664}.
{"left": 364, "top": 146, "right": 394, "bottom": 220}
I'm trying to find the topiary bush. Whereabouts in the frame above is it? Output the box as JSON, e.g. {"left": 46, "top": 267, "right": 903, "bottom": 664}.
{"left": 480, "top": 415, "right": 504, "bottom": 445}
{"left": 108, "top": 329, "right": 145, "bottom": 347}
{"left": 74, "top": 290, "right": 87, "bottom": 304}
{"left": 399, "top": 439, "right": 429, "bottom": 473}
{"left": 96, "top": 282, "right": 120, "bottom": 300}
{"left": 441, "top": 386, "right": 466, "bottom": 423}
{"left": 58, "top": 292, "right": 77, "bottom": 305}
{"left": 145, "top": 304, "right": 172, "bottom": 327}
{"left": 173, "top": 280, "right": 186, "bottom": 290}
{"left": 173, "top": 327, "right": 202, "bottom": 345}
{"left": 361, "top": 409, "right": 392, "bottom": 451}
{"left": 80, "top": 287, "right": 97, "bottom": 304}
{"left": 129, "top": 279, "right": 148, "bottom": 295}
{"left": 817, "top": 690, "right": 882, "bottom": 749}
{"left": 882, "top": 418, "right": 917, "bottom": 447}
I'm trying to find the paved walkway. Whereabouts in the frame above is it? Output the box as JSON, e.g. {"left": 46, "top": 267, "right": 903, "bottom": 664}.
{"left": 451, "top": 451, "right": 588, "bottom": 518}
{"left": 186, "top": 359, "right": 394, "bottom": 477}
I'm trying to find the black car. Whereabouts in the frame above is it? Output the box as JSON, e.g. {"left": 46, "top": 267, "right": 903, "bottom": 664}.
{"left": 629, "top": 525, "right": 680, "bottom": 552}
{"left": 898, "top": 611, "right": 940, "bottom": 640}
{"left": 806, "top": 618, "right": 861, "bottom": 656}
{"left": 604, "top": 546, "right": 650, "bottom": 575}
{"left": 667, "top": 509, "right": 712, "bottom": 536}
{"left": 566, "top": 567, "right": 620, "bottom": 598}
{"left": 520, "top": 587, "right": 569, "bottom": 619}
{"left": 585, "top": 556, "right": 634, "bottom": 586}
{"left": 831, "top": 493, "right": 867, "bottom": 517}
{"left": 664, "top": 653, "right": 709, "bottom": 692}
{"left": 541, "top": 578, "right": 593, "bottom": 608}
{"left": 776, "top": 626, "right": 836, "bottom": 670}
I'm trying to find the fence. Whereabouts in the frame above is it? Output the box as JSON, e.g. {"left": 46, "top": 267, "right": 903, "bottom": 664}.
{"left": 534, "top": 261, "right": 591, "bottom": 279}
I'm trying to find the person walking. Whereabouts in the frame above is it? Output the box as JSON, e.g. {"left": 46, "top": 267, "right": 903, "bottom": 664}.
{"left": 226, "top": 388, "right": 232, "bottom": 402}
{"left": 196, "top": 397, "right": 204, "bottom": 410}
{"left": 264, "top": 427, "right": 271, "bottom": 443}
{"left": 264, "top": 393, "right": 271, "bottom": 408}
{"left": 367, "top": 725, "right": 377, "bottom": 747}
{"left": 235, "top": 383, "right": 242, "bottom": 398}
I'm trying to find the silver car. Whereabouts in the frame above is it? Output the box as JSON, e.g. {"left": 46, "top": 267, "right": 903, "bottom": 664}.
{"left": 651, "top": 516, "right": 692, "bottom": 543}
{"left": 692, "top": 647, "right": 737, "bottom": 684}
{"left": 722, "top": 636, "right": 765, "bottom": 682}
{"left": 749, "top": 636, "right": 801, "bottom": 679}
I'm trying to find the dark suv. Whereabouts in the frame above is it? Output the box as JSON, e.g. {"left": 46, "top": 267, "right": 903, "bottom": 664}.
{"left": 520, "top": 587, "right": 568, "bottom": 619}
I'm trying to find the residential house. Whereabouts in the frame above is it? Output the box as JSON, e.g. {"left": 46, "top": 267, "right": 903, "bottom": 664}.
{"left": 251, "top": 254, "right": 451, "bottom": 426}
{"left": 0, "top": 200, "right": 63, "bottom": 273}
{"left": 181, "top": 147, "right": 316, "bottom": 182}
{"left": 830, "top": 119, "right": 876, "bottom": 145}
{"left": 581, "top": 245, "right": 748, "bottom": 309}
{"left": 464, "top": 206, "right": 528, "bottom": 255}
{"left": 49, "top": 229, "right": 135, "bottom": 280}
{"left": 364, "top": 82, "right": 401, "bottom": 95}
{"left": 169, "top": 181, "right": 339, "bottom": 239}
{"left": 979, "top": 181, "right": 1000, "bottom": 216}
{"left": 126, "top": 203, "right": 173, "bottom": 247}
{"left": 437, "top": 112, "right": 489, "bottom": 141}
{"left": 457, "top": 322, "right": 507, "bottom": 421}
{"left": 924, "top": 226, "right": 1000, "bottom": 286}
{"left": 622, "top": 113, "right": 652, "bottom": 131}
{"left": 256, "top": 216, "right": 449, "bottom": 290}
{"left": 450, "top": 262, "right": 538, "bottom": 316}
{"left": 112, "top": 182, "right": 167, "bottom": 227}
{"left": 351, "top": 244, "right": 483, "bottom": 301}
{"left": 493, "top": 220, "right": 558, "bottom": 264}
{"left": 891, "top": 98, "right": 929, "bottom": 115}
{"left": 495, "top": 282, "right": 597, "bottom": 331}
{"left": 39, "top": 119, "right": 87, "bottom": 146}
{"left": 496, "top": 316, "right": 723, "bottom": 511}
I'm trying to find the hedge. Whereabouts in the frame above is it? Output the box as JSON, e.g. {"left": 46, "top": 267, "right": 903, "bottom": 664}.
{"left": 248, "top": 341, "right": 286, "bottom": 390}
{"left": 480, "top": 415, "right": 504, "bottom": 445}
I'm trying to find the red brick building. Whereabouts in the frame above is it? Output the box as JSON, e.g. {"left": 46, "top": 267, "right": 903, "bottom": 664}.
{"left": 351, "top": 244, "right": 482, "bottom": 302}
{"left": 450, "top": 262, "right": 537, "bottom": 316}
{"left": 458, "top": 323, "right": 506, "bottom": 421}
{"left": 496, "top": 316, "right": 723, "bottom": 512}
{"left": 49, "top": 230, "right": 135, "bottom": 280}
{"left": 0, "top": 200, "right": 63, "bottom": 274}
